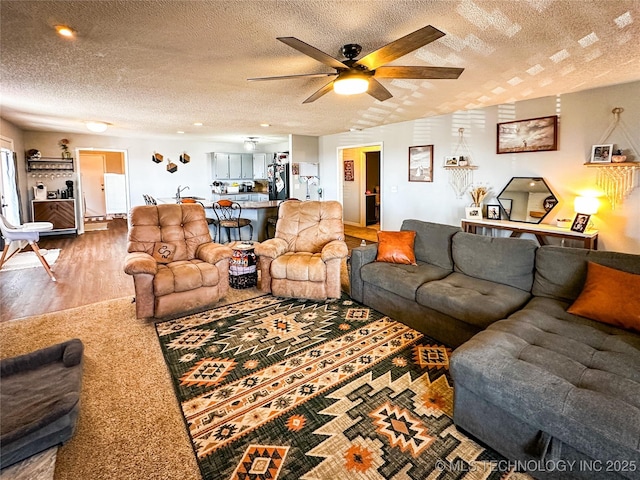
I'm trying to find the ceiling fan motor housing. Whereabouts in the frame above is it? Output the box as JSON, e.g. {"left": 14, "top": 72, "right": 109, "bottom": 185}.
{"left": 341, "top": 44, "right": 362, "bottom": 60}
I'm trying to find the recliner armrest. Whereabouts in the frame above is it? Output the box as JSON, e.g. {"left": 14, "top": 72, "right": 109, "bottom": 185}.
{"left": 124, "top": 252, "right": 158, "bottom": 276}
{"left": 196, "top": 243, "right": 233, "bottom": 264}
{"left": 254, "top": 238, "right": 287, "bottom": 259}
{"left": 321, "top": 240, "right": 348, "bottom": 262}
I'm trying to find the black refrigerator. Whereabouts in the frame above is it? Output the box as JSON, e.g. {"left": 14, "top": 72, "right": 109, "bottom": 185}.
{"left": 267, "top": 153, "right": 290, "bottom": 200}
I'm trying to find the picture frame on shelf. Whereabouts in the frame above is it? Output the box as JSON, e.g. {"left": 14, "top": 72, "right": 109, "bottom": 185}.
{"left": 486, "top": 204, "right": 501, "bottom": 220}
{"left": 590, "top": 144, "right": 613, "bottom": 163}
{"left": 408, "top": 145, "right": 433, "bottom": 182}
{"left": 465, "top": 206, "right": 482, "bottom": 220}
{"left": 444, "top": 156, "right": 459, "bottom": 166}
{"left": 496, "top": 115, "right": 558, "bottom": 154}
{"left": 570, "top": 213, "right": 590, "bottom": 233}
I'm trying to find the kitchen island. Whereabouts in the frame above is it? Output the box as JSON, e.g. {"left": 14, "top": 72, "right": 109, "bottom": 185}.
{"left": 156, "top": 198, "right": 279, "bottom": 242}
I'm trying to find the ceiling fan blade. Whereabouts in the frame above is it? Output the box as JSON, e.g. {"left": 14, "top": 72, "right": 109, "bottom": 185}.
{"left": 248, "top": 72, "right": 337, "bottom": 81}
{"left": 278, "top": 37, "right": 349, "bottom": 69}
{"left": 356, "top": 25, "right": 445, "bottom": 71}
{"left": 302, "top": 80, "right": 336, "bottom": 104}
{"left": 367, "top": 78, "right": 393, "bottom": 102}
{"left": 374, "top": 66, "right": 464, "bottom": 79}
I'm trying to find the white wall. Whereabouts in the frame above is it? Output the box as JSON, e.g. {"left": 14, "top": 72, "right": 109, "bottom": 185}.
{"left": 290, "top": 134, "right": 320, "bottom": 200}
{"left": 319, "top": 81, "right": 640, "bottom": 254}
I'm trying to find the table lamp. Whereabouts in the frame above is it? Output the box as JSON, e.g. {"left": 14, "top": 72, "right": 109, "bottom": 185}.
{"left": 574, "top": 196, "right": 599, "bottom": 230}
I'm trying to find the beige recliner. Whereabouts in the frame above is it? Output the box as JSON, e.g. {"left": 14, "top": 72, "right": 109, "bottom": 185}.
{"left": 124, "top": 204, "right": 232, "bottom": 319}
{"left": 255, "top": 200, "right": 348, "bottom": 300}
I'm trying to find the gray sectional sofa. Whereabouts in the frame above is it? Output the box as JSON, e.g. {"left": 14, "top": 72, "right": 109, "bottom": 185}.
{"left": 350, "top": 219, "right": 640, "bottom": 479}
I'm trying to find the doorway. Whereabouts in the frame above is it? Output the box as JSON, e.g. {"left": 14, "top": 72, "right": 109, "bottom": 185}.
{"left": 0, "top": 138, "right": 21, "bottom": 226}
{"left": 339, "top": 143, "right": 382, "bottom": 240}
{"left": 77, "top": 149, "right": 128, "bottom": 231}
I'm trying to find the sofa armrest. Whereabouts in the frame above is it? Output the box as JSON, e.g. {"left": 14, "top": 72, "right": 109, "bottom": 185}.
{"left": 321, "top": 240, "right": 348, "bottom": 262}
{"left": 124, "top": 252, "right": 158, "bottom": 276}
{"left": 349, "top": 244, "right": 379, "bottom": 302}
{"left": 196, "top": 243, "right": 233, "bottom": 264}
{"left": 254, "top": 238, "right": 287, "bottom": 259}
{"left": 1, "top": 339, "right": 84, "bottom": 377}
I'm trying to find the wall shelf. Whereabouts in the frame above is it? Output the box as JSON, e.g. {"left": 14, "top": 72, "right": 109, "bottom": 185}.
{"left": 27, "top": 157, "right": 74, "bottom": 172}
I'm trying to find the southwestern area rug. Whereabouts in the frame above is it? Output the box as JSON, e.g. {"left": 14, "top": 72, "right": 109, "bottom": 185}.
{"left": 156, "top": 295, "right": 528, "bottom": 480}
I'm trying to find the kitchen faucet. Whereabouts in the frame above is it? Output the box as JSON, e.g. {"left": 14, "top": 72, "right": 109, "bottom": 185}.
{"left": 176, "top": 185, "right": 190, "bottom": 200}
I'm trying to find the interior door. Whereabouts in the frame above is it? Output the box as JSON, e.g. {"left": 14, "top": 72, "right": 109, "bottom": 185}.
{"left": 80, "top": 153, "right": 107, "bottom": 218}
{"left": 0, "top": 147, "right": 21, "bottom": 225}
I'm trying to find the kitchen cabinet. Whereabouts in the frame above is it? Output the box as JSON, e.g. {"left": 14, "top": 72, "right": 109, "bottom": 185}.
{"left": 241, "top": 154, "right": 253, "bottom": 179}
{"left": 228, "top": 154, "right": 242, "bottom": 179}
{"left": 32, "top": 199, "right": 77, "bottom": 233}
{"left": 253, "top": 153, "right": 267, "bottom": 179}
{"left": 250, "top": 193, "right": 268, "bottom": 202}
{"left": 210, "top": 152, "right": 255, "bottom": 180}
{"left": 211, "top": 153, "right": 230, "bottom": 179}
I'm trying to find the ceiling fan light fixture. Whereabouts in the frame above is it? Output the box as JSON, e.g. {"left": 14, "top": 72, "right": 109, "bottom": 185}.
{"left": 86, "top": 121, "right": 108, "bottom": 133}
{"left": 333, "top": 73, "right": 369, "bottom": 95}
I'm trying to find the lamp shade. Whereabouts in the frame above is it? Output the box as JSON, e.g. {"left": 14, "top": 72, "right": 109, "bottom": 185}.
{"left": 574, "top": 196, "right": 599, "bottom": 215}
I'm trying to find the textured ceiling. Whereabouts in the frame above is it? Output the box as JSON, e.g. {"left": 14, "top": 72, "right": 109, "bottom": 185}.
{"left": 1, "top": 0, "right": 639, "bottom": 144}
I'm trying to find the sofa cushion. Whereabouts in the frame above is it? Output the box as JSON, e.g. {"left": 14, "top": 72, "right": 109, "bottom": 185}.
{"left": 451, "top": 305, "right": 640, "bottom": 464}
{"left": 568, "top": 262, "right": 640, "bottom": 332}
{"left": 360, "top": 261, "right": 450, "bottom": 301}
{"left": 533, "top": 245, "right": 640, "bottom": 303}
{"left": 401, "top": 219, "right": 460, "bottom": 270}
{"left": 376, "top": 230, "right": 417, "bottom": 265}
{"left": 270, "top": 252, "right": 326, "bottom": 282}
{"left": 452, "top": 232, "right": 537, "bottom": 292}
{"left": 416, "top": 272, "right": 531, "bottom": 329}
{"left": 154, "top": 259, "right": 221, "bottom": 296}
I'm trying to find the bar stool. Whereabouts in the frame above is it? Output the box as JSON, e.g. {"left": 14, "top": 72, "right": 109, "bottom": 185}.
{"left": 212, "top": 200, "right": 253, "bottom": 243}
{"left": 0, "top": 215, "right": 56, "bottom": 281}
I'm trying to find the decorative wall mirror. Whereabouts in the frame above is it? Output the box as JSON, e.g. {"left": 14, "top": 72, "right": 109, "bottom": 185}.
{"left": 497, "top": 177, "right": 558, "bottom": 224}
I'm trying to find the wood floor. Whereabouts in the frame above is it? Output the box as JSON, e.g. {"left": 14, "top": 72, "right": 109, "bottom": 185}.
{"left": 0, "top": 219, "right": 134, "bottom": 322}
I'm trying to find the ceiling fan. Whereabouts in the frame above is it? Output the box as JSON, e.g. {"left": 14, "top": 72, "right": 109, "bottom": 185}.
{"left": 248, "top": 25, "right": 464, "bottom": 104}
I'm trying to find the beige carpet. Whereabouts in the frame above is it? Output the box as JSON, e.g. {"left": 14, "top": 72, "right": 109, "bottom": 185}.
{"left": 0, "top": 288, "right": 262, "bottom": 480}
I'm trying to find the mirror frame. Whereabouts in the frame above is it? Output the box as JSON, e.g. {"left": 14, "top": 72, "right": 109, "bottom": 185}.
{"left": 497, "top": 177, "right": 558, "bottom": 224}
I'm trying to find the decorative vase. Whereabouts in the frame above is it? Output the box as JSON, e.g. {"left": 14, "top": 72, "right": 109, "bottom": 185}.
{"left": 612, "top": 149, "right": 627, "bottom": 163}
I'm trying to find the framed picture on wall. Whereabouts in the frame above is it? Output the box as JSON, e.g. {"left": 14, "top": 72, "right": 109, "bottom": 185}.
{"left": 344, "top": 160, "right": 354, "bottom": 181}
{"left": 409, "top": 145, "right": 433, "bottom": 182}
{"left": 496, "top": 115, "right": 558, "bottom": 154}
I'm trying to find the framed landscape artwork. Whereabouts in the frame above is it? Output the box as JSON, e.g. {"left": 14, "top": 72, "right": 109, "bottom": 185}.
{"left": 409, "top": 145, "right": 433, "bottom": 182}
{"left": 497, "top": 115, "right": 558, "bottom": 154}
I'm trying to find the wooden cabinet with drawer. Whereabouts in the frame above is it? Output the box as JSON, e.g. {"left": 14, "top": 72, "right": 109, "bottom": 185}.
{"left": 32, "top": 200, "right": 77, "bottom": 233}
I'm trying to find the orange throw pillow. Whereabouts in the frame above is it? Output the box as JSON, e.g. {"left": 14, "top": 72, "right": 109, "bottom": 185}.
{"left": 376, "top": 231, "right": 417, "bottom": 265}
{"left": 567, "top": 261, "right": 640, "bottom": 332}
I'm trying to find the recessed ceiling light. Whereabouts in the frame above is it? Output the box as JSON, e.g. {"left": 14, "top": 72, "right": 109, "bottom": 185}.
{"left": 177, "top": 131, "right": 185, "bottom": 134}
{"left": 86, "top": 121, "right": 108, "bottom": 133}
{"left": 193, "top": 122, "right": 203, "bottom": 126}
{"left": 55, "top": 25, "right": 76, "bottom": 38}
{"left": 260, "top": 123, "right": 270, "bottom": 128}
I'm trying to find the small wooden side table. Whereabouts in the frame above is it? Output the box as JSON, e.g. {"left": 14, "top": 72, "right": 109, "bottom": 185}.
{"left": 461, "top": 218, "right": 599, "bottom": 250}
